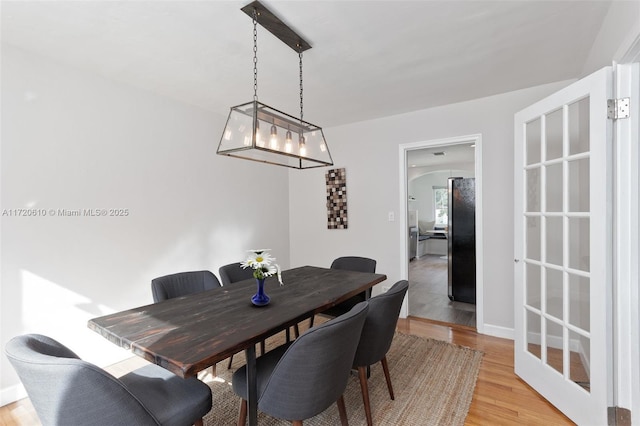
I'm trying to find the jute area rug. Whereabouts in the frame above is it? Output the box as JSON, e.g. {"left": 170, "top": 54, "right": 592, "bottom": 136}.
{"left": 202, "top": 332, "right": 483, "bottom": 425}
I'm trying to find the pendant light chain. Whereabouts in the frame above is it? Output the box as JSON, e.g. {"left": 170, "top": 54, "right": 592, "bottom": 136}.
{"left": 253, "top": 9, "right": 258, "bottom": 102}
{"left": 299, "top": 49, "right": 304, "bottom": 123}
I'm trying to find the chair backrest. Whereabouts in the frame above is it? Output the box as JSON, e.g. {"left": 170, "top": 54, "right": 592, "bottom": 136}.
{"left": 330, "top": 256, "right": 377, "bottom": 273}
{"left": 353, "top": 280, "right": 409, "bottom": 368}
{"left": 4, "top": 334, "right": 159, "bottom": 426}
{"left": 151, "top": 270, "right": 221, "bottom": 302}
{"left": 218, "top": 262, "right": 254, "bottom": 286}
{"left": 258, "top": 302, "right": 369, "bottom": 421}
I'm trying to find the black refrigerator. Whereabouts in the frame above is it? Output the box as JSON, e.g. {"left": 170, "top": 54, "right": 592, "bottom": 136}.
{"left": 447, "top": 177, "right": 476, "bottom": 304}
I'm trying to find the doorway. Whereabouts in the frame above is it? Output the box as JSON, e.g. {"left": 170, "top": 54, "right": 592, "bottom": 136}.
{"left": 399, "top": 135, "right": 483, "bottom": 332}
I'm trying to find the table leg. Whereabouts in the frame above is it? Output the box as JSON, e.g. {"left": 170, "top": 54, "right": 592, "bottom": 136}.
{"left": 245, "top": 345, "right": 258, "bottom": 426}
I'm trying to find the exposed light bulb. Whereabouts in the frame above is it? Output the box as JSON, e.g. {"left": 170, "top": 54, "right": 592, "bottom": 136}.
{"left": 269, "top": 125, "right": 279, "bottom": 149}
{"left": 299, "top": 135, "right": 307, "bottom": 157}
{"left": 224, "top": 129, "right": 232, "bottom": 141}
{"left": 255, "top": 120, "right": 264, "bottom": 147}
{"left": 285, "top": 130, "right": 292, "bottom": 153}
{"left": 320, "top": 143, "right": 326, "bottom": 152}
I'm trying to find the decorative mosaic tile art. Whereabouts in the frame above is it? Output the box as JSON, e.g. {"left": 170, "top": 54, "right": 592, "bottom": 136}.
{"left": 325, "top": 168, "right": 348, "bottom": 229}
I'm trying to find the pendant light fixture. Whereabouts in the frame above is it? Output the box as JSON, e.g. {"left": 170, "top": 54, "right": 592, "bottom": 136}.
{"left": 217, "top": 1, "right": 333, "bottom": 169}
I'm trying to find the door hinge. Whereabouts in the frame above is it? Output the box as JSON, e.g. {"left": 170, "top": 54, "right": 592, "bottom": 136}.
{"left": 607, "top": 98, "right": 630, "bottom": 120}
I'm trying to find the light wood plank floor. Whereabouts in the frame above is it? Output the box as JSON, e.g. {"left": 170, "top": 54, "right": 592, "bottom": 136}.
{"left": 1, "top": 317, "right": 573, "bottom": 425}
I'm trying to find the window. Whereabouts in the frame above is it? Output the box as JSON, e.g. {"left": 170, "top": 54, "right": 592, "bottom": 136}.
{"left": 433, "top": 186, "right": 448, "bottom": 225}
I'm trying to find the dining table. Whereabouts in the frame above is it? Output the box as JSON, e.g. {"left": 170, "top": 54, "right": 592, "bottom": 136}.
{"left": 88, "top": 265, "right": 387, "bottom": 426}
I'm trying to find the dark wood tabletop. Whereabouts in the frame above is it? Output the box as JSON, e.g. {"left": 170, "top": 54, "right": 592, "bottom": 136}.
{"left": 88, "top": 265, "right": 387, "bottom": 378}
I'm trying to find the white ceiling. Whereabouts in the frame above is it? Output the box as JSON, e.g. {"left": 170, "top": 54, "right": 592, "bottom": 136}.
{"left": 1, "top": 0, "right": 613, "bottom": 128}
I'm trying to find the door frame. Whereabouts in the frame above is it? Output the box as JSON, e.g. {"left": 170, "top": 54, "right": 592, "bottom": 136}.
{"left": 398, "top": 134, "right": 484, "bottom": 333}
{"left": 614, "top": 61, "right": 640, "bottom": 422}
{"left": 616, "top": 26, "right": 640, "bottom": 420}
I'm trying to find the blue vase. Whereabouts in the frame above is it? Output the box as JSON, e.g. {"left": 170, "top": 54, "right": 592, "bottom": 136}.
{"left": 251, "top": 278, "right": 270, "bottom": 306}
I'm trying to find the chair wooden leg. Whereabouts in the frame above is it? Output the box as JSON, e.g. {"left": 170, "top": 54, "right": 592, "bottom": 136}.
{"left": 228, "top": 354, "right": 234, "bottom": 369}
{"left": 237, "top": 399, "right": 247, "bottom": 426}
{"left": 260, "top": 340, "right": 265, "bottom": 355}
{"left": 195, "top": 419, "right": 204, "bottom": 426}
{"left": 309, "top": 315, "right": 315, "bottom": 328}
{"left": 381, "top": 356, "right": 394, "bottom": 400}
{"left": 336, "top": 395, "right": 349, "bottom": 426}
{"left": 294, "top": 323, "right": 300, "bottom": 338}
{"left": 292, "top": 421, "right": 303, "bottom": 426}
{"left": 357, "top": 366, "right": 373, "bottom": 426}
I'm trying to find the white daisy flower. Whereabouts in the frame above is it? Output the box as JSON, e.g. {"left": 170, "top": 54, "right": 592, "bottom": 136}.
{"left": 241, "top": 249, "right": 274, "bottom": 269}
{"left": 240, "top": 249, "right": 284, "bottom": 284}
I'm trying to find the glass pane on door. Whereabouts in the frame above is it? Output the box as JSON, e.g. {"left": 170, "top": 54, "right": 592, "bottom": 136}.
{"left": 526, "top": 118, "right": 541, "bottom": 165}
{"left": 546, "top": 217, "right": 563, "bottom": 266}
{"left": 526, "top": 217, "right": 541, "bottom": 261}
{"left": 527, "top": 168, "right": 541, "bottom": 211}
{"left": 568, "top": 218, "right": 590, "bottom": 272}
{"left": 545, "top": 319, "right": 564, "bottom": 376}
{"left": 569, "top": 329, "right": 590, "bottom": 392}
{"left": 546, "top": 108, "right": 564, "bottom": 160}
{"left": 546, "top": 268, "right": 563, "bottom": 320}
{"left": 526, "top": 264, "right": 541, "bottom": 310}
{"left": 569, "top": 274, "right": 590, "bottom": 332}
{"left": 546, "top": 163, "right": 563, "bottom": 212}
{"left": 568, "top": 98, "right": 590, "bottom": 155}
{"left": 526, "top": 309, "right": 542, "bottom": 360}
{"left": 568, "top": 158, "right": 590, "bottom": 212}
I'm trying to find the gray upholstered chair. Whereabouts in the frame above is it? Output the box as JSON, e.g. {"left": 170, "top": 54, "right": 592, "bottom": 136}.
{"left": 151, "top": 270, "right": 223, "bottom": 375}
{"left": 151, "top": 270, "right": 221, "bottom": 302}
{"left": 218, "top": 262, "right": 253, "bottom": 286}
{"left": 313, "top": 256, "right": 377, "bottom": 324}
{"left": 331, "top": 256, "right": 377, "bottom": 274}
{"left": 4, "top": 334, "right": 212, "bottom": 426}
{"left": 232, "top": 302, "right": 369, "bottom": 426}
{"left": 352, "top": 280, "right": 409, "bottom": 426}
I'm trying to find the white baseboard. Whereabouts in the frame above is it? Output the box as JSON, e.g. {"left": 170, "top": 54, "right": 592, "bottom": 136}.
{"left": 1, "top": 384, "right": 27, "bottom": 407}
{"left": 481, "top": 323, "right": 515, "bottom": 340}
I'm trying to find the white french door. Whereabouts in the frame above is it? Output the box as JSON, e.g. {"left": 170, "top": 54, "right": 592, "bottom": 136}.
{"left": 514, "top": 67, "right": 613, "bottom": 425}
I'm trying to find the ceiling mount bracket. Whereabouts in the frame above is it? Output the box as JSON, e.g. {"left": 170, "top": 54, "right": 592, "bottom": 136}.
{"left": 240, "top": 1, "right": 311, "bottom": 52}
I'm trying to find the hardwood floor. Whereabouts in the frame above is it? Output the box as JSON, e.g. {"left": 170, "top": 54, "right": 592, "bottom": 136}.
{"left": 409, "top": 254, "right": 476, "bottom": 327}
{"left": 1, "top": 317, "right": 573, "bottom": 425}
{"left": 397, "top": 317, "right": 574, "bottom": 425}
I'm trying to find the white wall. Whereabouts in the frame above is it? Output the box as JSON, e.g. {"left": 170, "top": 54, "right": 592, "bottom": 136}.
{"left": 288, "top": 79, "right": 573, "bottom": 333}
{"left": 0, "top": 45, "right": 291, "bottom": 404}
